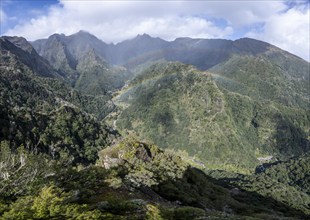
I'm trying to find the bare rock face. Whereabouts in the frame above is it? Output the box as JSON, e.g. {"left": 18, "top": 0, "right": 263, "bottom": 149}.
{"left": 135, "top": 143, "right": 152, "bottom": 162}
{"left": 102, "top": 155, "right": 124, "bottom": 169}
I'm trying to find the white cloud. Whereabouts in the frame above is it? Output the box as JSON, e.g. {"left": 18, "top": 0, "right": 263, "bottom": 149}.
{"left": 2, "top": 0, "right": 309, "bottom": 60}
{"left": 181, "top": 1, "right": 287, "bottom": 26}
{"left": 3, "top": 1, "right": 236, "bottom": 42}
{"left": 0, "top": 9, "right": 7, "bottom": 24}
{"left": 247, "top": 5, "right": 310, "bottom": 61}
{"left": 3, "top": 1, "right": 286, "bottom": 41}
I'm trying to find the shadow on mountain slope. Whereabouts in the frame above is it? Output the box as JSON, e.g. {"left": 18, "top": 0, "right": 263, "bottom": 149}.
{"left": 97, "top": 138, "right": 309, "bottom": 219}
{"left": 273, "top": 117, "right": 310, "bottom": 157}
{"left": 154, "top": 167, "right": 309, "bottom": 219}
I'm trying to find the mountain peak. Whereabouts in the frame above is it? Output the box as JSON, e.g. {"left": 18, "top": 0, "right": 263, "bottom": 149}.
{"left": 72, "top": 30, "right": 97, "bottom": 38}
{"left": 138, "top": 33, "right": 151, "bottom": 37}
{"left": 67, "top": 30, "right": 104, "bottom": 47}
{"left": 1, "top": 35, "right": 56, "bottom": 77}
{"left": 47, "top": 33, "right": 66, "bottom": 42}
{"left": 75, "top": 30, "right": 92, "bottom": 36}
{"left": 233, "top": 37, "right": 272, "bottom": 55}
{"left": 135, "top": 33, "right": 153, "bottom": 40}
{"left": 235, "top": 37, "right": 271, "bottom": 46}
{"left": 2, "top": 36, "right": 35, "bottom": 53}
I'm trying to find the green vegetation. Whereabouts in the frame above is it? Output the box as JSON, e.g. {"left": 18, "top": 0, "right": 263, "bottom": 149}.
{"left": 1, "top": 184, "right": 104, "bottom": 219}
{"left": 75, "top": 49, "right": 131, "bottom": 95}
{"left": 1, "top": 34, "right": 309, "bottom": 219}
{"left": 0, "top": 101, "right": 118, "bottom": 165}
{"left": 2, "top": 137, "right": 307, "bottom": 219}
{"left": 210, "top": 55, "right": 309, "bottom": 109}
{"left": 115, "top": 62, "right": 309, "bottom": 173}
{"left": 208, "top": 153, "right": 310, "bottom": 216}
{"left": 98, "top": 137, "right": 309, "bottom": 219}
{"left": 259, "top": 153, "right": 310, "bottom": 194}
{"left": 0, "top": 36, "right": 116, "bottom": 119}
{"left": 98, "top": 135, "right": 189, "bottom": 187}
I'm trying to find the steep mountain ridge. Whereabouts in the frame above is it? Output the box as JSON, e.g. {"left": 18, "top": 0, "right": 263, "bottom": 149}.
{"left": 64, "top": 30, "right": 109, "bottom": 60}
{"left": 32, "top": 31, "right": 309, "bottom": 72}
{"left": 32, "top": 33, "right": 78, "bottom": 81}
{"left": 107, "top": 33, "right": 169, "bottom": 65}
{"left": 32, "top": 31, "right": 109, "bottom": 62}
{"left": 32, "top": 31, "right": 131, "bottom": 93}
{"left": 1, "top": 37, "right": 57, "bottom": 78}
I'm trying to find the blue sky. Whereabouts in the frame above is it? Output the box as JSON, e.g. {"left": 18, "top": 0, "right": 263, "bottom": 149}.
{"left": 1, "top": 0, "right": 57, "bottom": 33}
{"left": 1, "top": 0, "right": 309, "bottom": 61}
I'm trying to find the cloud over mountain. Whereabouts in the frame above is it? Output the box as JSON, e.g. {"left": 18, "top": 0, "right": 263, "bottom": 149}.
{"left": 2, "top": 0, "right": 309, "bottom": 61}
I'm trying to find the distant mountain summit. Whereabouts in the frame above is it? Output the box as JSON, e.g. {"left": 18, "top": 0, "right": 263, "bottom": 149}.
{"left": 108, "top": 33, "right": 169, "bottom": 65}
{"left": 32, "top": 31, "right": 130, "bottom": 92}
{"left": 32, "top": 31, "right": 308, "bottom": 72}
{"left": 33, "top": 30, "right": 108, "bottom": 61}
{"left": 31, "top": 31, "right": 108, "bottom": 80}
{"left": 1, "top": 36, "right": 57, "bottom": 77}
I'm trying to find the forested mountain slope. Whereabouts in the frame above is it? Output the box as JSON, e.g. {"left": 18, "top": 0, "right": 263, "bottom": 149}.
{"left": 114, "top": 61, "right": 309, "bottom": 173}
{"left": 29, "top": 31, "right": 310, "bottom": 175}
{"left": 0, "top": 32, "right": 309, "bottom": 219}
{"left": 0, "top": 35, "right": 118, "bottom": 176}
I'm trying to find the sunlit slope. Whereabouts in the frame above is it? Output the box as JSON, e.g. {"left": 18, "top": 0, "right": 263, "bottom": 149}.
{"left": 114, "top": 62, "right": 309, "bottom": 173}
{"left": 210, "top": 54, "right": 309, "bottom": 109}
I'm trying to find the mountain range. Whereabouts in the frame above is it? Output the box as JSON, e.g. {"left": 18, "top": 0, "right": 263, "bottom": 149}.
{"left": 0, "top": 31, "right": 309, "bottom": 219}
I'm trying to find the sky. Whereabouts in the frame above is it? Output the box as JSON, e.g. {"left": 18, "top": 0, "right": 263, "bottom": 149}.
{"left": 0, "top": 0, "right": 309, "bottom": 61}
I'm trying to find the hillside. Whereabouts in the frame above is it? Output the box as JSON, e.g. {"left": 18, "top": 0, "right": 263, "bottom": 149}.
{"left": 208, "top": 153, "right": 310, "bottom": 216}
{"left": 0, "top": 36, "right": 119, "bottom": 184}
{"left": 210, "top": 54, "right": 309, "bottom": 109}
{"left": 1, "top": 37, "right": 58, "bottom": 78}
{"left": 256, "top": 153, "right": 310, "bottom": 194}
{"left": 114, "top": 61, "right": 309, "bottom": 173}
{"left": 1, "top": 137, "right": 308, "bottom": 219}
